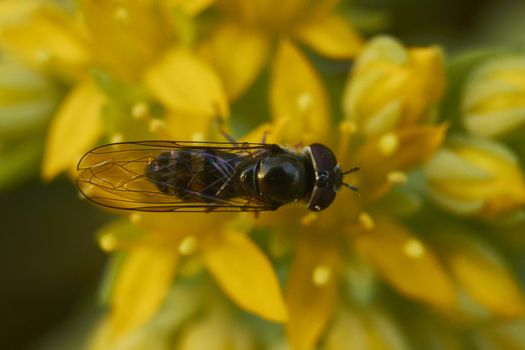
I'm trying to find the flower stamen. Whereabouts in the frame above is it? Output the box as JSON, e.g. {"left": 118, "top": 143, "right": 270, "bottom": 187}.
{"left": 358, "top": 212, "right": 375, "bottom": 230}
{"left": 297, "top": 92, "right": 313, "bottom": 113}
{"left": 377, "top": 132, "right": 399, "bottom": 156}
{"left": 149, "top": 119, "right": 170, "bottom": 137}
{"left": 387, "top": 170, "right": 407, "bottom": 184}
{"left": 337, "top": 121, "right": 358, "bottom": 160}
{"left": 301, "top": 212, "right": 318, "bottom": 226}
{"left": 99, "top": 233, "right": 118, "bottom": 252}
{"left": 113, "top": 7, "right": 130, "bottom": 22}
{"left": 403, "top": 238, "right": 426, "bottom": 258}
{"left": 130, "top": 213, "right": 142, "bottom": 225}
{"left": 110, "top": 133, "right": 124, "bottom": 143}
{"left": 312, "top": 264, "right": 332, "bottom": 286}
{"left": 131, "top": 102, "right": 150, "bottom": 120}
{"left": 179, "top": 235, "right": 199, "bottom": 256}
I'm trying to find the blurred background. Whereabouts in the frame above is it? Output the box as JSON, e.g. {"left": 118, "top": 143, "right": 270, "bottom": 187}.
{"left": 2, "top": 0, "right": 525, "bottom": 348}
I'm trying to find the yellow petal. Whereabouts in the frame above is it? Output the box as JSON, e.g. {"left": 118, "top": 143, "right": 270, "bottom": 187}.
{"left": 353, "top": 218, "right": 456, "bottom": 309}
{"left": 92, "top": 282, "right": 204, "bottom": 350}
{"left": 473, "top": 320, "right": 525, "bottom": 350}
{"left": 403, "top": 314, "right": 464, "bottom": 350}
{"left": 325, "top": 308, "right": 408, "bottom": 350}
{"left": 203, "top": 230, "right": 287, "bottom": 323}
{"left": 425, "top": 137, "right": 525, "bottom": 217}
{"left": 217, "top": 0, "right": 338, "bottom": 31}
{"left": 42, "top": 78, "right": 105, "bottom": 180}
{"left": 80, "top": 0, "right": 170, "bottom": 81}
{"left": 96, "top": 219, "right": 146, "bottom": 253}
{"left": 110, "top": 244, "right": 179, "bottom": 339}
{"left": 462, "top": 55, "right": 525, "bottom": 138}
{"left": 435, "top": 231, "right": 525, "bottom": 317}
{"left": 355, "top": 124, "right": 447, "bottom": 200}
{"left": 200, "top": 23, "right": 270, "bottom": 101}
{"left": 286, "top": 235, "right": 340, "bottom": 350}
{"left": 240, "top": 118, "right": 293, "bottom": 145}
{"left": 0, "top": 2, "right": 90, "bottom": 79}
{"left": 270, "top": 40, "right": 330, "bottom": 143}
{"left": 163, "top": 0, "right": 216, "bottom": 16}
{"left": 177, "top": 308, "right": 256, "bottom": 350}
{"left": 343, "top": 36, "right": 445, "bottom": 136}
{"left": 144, "top": 47, "right": 229, "bottom": 118}
{"left": 295, "top": 14, "right": 363, "bottom": 59}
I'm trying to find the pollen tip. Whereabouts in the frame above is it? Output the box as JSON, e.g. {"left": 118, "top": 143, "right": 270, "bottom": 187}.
{"left": 358, "top": 212, "right": 375, "bottom": 230}
{"left": 110, "top": 133, "right": 124, "bottom": 143}
{"left": 99, "top": 233, "right": 118, "bottom": 252}
{"left": 179, "top": 235, "right": 199, "bottom": 256}
{"left": 191, "top": 132, "right": 204, "bottom": 141}
{"left": 130, "top": 213, "right": 142, "bottom": 224}
{"left": 297, "top": 92, "right": 313, "bottom": 112}
{"left": 131, "top": 102, "right": 150, "bottom": 119}
{"left": 339, "top": 121, "right": 358, "bottom": 134}
{"left": 403, "top": 238, "right": 426, "bottom": 258}
{"left": 387, "top": 170, "right": 407, "bottom": 184}
{"left": 149, "top": 119, "right": 168, "bottom": 134}
{"left": 113, "top": 6, "right": 130, "bottom": 22}
{"left": 312, "top": 264, "right": 332, "bottom": 286}
{"left": 378, "top": 133, "right": 399, "bottom": 156}
{"left": 301, "top": 212, "right": 318, "bottom": 226}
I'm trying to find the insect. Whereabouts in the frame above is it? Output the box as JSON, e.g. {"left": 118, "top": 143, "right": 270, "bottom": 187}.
{"left": 76, "top": 141, "right": 359, "bottom": 213}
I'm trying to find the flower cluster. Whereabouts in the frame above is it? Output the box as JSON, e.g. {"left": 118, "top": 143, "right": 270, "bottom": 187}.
{"left": 2, "top": 1, "right": 525, "bottom": 349}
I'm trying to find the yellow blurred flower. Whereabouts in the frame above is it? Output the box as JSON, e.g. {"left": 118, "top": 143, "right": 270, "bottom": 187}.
{"left": 343, "top": 36, "right": 445, "bottom": 136}
{"left": 424, "top": 136, "right": 525, "bottom": 217}
{"left": 79, "top": 33, "right": 459, "bottom": 350}
{"left": 2, "top": 1, "right": 525, "bottom": 350}
{"left": 0, "top": 0, "right": 228, "bottom": 180}
{"left": 199, "top": 0, "right": 364, "bottom": 157}
{"left": 463, "top": 54, "right": 525, "bottom": 139}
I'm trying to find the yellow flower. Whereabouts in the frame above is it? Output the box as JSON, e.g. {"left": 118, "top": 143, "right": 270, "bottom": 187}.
{"left": 199, "top": 0, "right": 364, "bottom": 151}
{"left": 343, "top": 36, "right": 445, "bottom": 136}
{"left": 424, "top": 136, "right": 525, "bottom": 217}
{"left": 81, "top": 33, "right": 459, "bottom": 350}
{"left": 236, "top": 36, "right": 458, "bottom": 349}
{"left": 4, "top": 2, "right": 525, "bottom": 349}
{"left": 0, "top": 0, "right": 228, "bottom": 180}
{"left": 463, "top": 54, "right": 525, "bottom": 139}
{"left": 429, "top": 224, "right": 525, "bottom": 319}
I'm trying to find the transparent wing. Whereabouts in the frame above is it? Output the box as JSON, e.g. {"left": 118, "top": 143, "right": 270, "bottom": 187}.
{"left": 76, "top": 141, "right": 276, "bottom": 212}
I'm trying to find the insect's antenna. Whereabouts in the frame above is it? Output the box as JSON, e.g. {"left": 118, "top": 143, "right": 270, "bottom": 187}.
{"left": 342, "top": 182, "right": 359, "bottom": 192}
{"left": 342, "top": 165, "right": 360, "bottom": 175}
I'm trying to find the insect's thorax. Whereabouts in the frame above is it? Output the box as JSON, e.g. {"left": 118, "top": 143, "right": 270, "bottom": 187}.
{"left": 237, "top": 148, "right": 315, "bottom": 208}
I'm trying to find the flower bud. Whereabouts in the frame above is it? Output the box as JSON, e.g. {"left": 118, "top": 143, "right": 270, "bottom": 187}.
{"left": 463, "top": 55, "right": 525, "bottom": 139}
{"left": 343, "top": 36, "right": 445, "bottom": 136}
{"left": 424, "top": 137, "right": 525, "bottom": 217}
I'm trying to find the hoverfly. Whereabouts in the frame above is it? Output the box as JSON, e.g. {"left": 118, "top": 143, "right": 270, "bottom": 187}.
{"left": 76, "top": 141, "right": 359, "bottom": 213}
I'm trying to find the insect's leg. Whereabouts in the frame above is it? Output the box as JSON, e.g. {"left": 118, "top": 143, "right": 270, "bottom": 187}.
{"left": 215, "top": 116, "right": 237, "bottom": 145}
{"left": 260, "top": 130, "right": 269, "bottom": 144}
{"left": 215, "top": 176, "right": 234, "bottom": 197}
{"left": 342, "top": 183, "right": 360, "bottom": 192}
{"left": 343, "top": 166, "right": 361, "bottom": 175}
